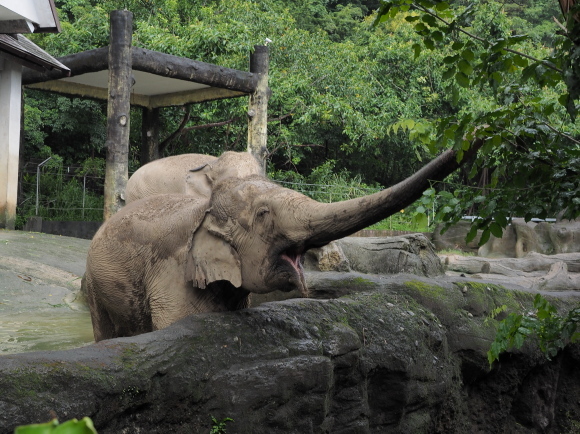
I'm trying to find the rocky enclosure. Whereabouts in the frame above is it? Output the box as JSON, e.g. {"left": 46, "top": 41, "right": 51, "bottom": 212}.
{"left": 1, "top": 232, "right": 580, "bottom": 433}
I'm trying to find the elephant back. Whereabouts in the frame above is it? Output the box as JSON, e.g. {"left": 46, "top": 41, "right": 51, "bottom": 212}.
{"left": 126, "top": 154, "right": 217, "bottom": 203}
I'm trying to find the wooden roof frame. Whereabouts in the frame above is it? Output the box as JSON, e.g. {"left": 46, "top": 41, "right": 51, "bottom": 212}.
{"left": 19, "top": 10, "right": 269, "bottom": 221}
{"left": 22, "top": 45, "right": 259, "bottom": 108}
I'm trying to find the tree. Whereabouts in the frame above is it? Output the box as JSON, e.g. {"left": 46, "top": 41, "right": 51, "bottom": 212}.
{"left": 374, "top": 0, "right": 579, "bottom": 244}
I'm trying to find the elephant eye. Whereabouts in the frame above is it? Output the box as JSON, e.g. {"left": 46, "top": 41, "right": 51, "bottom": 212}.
{"left": 256, "top": 207, "right": 270, "bottom": 218}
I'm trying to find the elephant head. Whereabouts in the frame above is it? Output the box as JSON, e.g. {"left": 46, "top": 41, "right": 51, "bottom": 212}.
{"left": 125, "top": 151, "right": 262, "bottom": 203}
{"left": 185, "top": 151, "right": 264, "bottom": 200}
{"left": 86, "top": 143, "right": 480, "bottom": 341}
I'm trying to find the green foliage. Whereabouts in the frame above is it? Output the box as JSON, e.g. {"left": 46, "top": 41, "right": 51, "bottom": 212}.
{"left": 375, "top": 0, "right": 580, "bottom": 238}
{"left": 270, "top": 160, "right": 381, "bottom": 202}
{"left": 14, "top": 417, "right": 97, "bottom": 434}
{"left": 21, "top": 0, "right": 580, "bottom": 234}
{"left": 17, "top": 155, "right": 105, "bottom": 226}
{"left": 487, "top": 294, "right": 580, "bottom": 366}
{"left": 210, "top": 416, "right": 234, "bottom": 434}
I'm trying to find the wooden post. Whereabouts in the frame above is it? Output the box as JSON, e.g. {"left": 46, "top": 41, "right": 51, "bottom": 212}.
{"left": 0, "top": 59, "right": 22, "bottom": 229}
{"left": 247, "top": 45, "right": 270, "bottom": 174}
{"left": 103, "top": 10, "right": 132, "bottom": 220}
{"left": 140, "top": 107, "right": 160, "bottom": 165}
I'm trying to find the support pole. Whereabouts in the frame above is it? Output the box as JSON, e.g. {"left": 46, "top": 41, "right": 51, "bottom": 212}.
{"left": 140, "top": 106, "right": 160, "bottom": 165}
{"left": 247, "top": 45, "right": 270, "bottom": 175}
{"left": 103, "top": 10, "right": 133, "bottom": 220}
{"left": 0, "top": 59, "right": 22, "bottom": 229}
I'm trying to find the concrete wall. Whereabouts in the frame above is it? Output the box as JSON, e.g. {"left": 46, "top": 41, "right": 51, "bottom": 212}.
{"left": 23, "top": 217, "right": 101, "bottom": 239}
{"left": 0, "top": 59, "right": 22, "bottom": 230}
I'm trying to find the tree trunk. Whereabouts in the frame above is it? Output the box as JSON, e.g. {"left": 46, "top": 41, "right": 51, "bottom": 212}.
{"left": 140, "top": 107, "right": 160, "bottom": 165}
{"left": 103, "top": 10, "right": 132, "bottom": 220}
{"left": 247, "top": 45, "right": 269, "bottom": 175}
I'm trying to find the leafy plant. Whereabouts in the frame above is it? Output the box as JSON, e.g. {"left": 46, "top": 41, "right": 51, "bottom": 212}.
{"left": 487, "top": 294, "right": 580, "bottom": 366}
{"left": 210, "top": 416, "right": 234, "bottom": 434}
{"left": 14, "top": 417, "right": 97, "bottom": 434}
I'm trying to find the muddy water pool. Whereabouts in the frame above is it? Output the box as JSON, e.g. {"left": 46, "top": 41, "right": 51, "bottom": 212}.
{"left": 0, "top": 311, "right": 94, "bottom": 354}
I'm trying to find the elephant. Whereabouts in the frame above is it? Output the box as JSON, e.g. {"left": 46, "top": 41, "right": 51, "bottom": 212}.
{"left": 124, "top": 151, "right": 263, "bottom": 203}
{"left": 86, "top": 142, "right": 482, "bottom": 341}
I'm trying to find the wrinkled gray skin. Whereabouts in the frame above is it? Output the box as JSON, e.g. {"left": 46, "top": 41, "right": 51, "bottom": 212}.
{"left": 86, "top": 145, "right": 479, "bottom": 341}
{"left": 125, "top": 151, "right": 263, "bottom": 203}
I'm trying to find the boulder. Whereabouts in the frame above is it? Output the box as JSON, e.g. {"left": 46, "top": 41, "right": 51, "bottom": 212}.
{"left": 307, "top": 234, "right": 444, "bottom": 277}
{"left": 1, "top": 274, "right": 580, "bottom": 434}
{"left": 431, "top": 220, "right": 481, "bottom": 254}
{"left": 438, "top": 218, "right": 579, "bottom": 258}
{"left": 303, "top": 241, "right": 351, "bottom": 272}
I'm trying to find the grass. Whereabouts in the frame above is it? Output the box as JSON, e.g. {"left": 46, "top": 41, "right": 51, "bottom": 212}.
{"left": 437, "top": 249, "right": 476, "bottom": 256}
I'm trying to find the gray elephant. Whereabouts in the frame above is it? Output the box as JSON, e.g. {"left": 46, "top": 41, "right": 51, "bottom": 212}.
{"left": 86, "top": 144, "right": 479, "bottom": 341}
{"left": 125, "top": 151, "right": 263, "bottom": 203}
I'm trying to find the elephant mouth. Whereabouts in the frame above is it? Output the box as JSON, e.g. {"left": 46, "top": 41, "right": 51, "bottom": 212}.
{"left": 281, "top": 250, "right": 302, "bottom": 274}
{"left": 276, "top": 247, "right": 307, "bottom": 296}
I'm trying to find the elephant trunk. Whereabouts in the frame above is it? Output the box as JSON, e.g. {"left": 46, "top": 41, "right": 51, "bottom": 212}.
{"left": 304, "top": 140, "right": 483, "bottom": 247}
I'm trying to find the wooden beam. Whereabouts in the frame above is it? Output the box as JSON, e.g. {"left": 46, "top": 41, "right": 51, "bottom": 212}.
{"left": 131, "top": 47, "right": 258, "bottom": 93}
{"left": 103, "top": 10, "right": 132, "bottom": 220}
{"left": 22, "top": 47, "right": 109, "bottom": 85}
{"left": 247, "top": 45, "right": 270, "bottom": 174}
{"left": 23, "top": 46, "right": 259, "bottom": 95}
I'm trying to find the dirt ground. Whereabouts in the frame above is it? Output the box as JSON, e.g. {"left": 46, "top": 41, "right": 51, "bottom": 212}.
{"left": 0, "top": 229, "right": 94, "bottom": 354}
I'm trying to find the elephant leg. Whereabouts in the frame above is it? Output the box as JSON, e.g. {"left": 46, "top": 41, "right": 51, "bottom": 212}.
{"left": 85, "top": 279, "right": 117, "bottom": 342}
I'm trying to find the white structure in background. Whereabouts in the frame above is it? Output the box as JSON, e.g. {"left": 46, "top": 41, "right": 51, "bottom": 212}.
{"left": 0, "top": 0, "right": 69, "bottom": 229}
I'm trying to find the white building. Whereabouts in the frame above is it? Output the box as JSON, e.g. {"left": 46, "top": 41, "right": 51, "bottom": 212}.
{"left": 0, "top": 0, "right": 69, "bottom": 229}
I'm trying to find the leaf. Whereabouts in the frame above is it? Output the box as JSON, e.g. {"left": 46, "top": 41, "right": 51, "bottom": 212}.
{"left": 451, "top": 41, "right": 464, "bottom": 51}
{"left": 465, "top": 224, "right": 479, "bottom": 244}
{"left": 432, "top": 31, "right": 444, "bottom": 42}
{"left": 443, "top": 54, "right": 459, "bottom": 64}
{"left": 512, "top": 55, "right": 528, "bottom": 68}
{"left": 413, "top": 212, "right": 428, "bottom": 228}
{"left": 424, "top": 38, "right": 435, "bottom": 50}
{"left": 405, "top": 16, "right": 420, "bottom": 22}
{"left": 415, "top": 22, "right": 427, "bottom": 32}
{"left": 458, "top": 59, "right": 473, "bottom": 76}
{"left": 442, "top": 67, "right": 456, "bottom": 80}
{"left": 479, "top": 228, "right": 491, "bottom": 246}
{"left": 412, "top": 43, "right": 422, "bottom": 58}
{"left": 490, "top": 222, "right": 503, "bottom": 238}
{"left": 455, "top": 71, "right": 470, "bottom": 88}
{"left": 460, "top": 49, "right": 475, "bottom": 61}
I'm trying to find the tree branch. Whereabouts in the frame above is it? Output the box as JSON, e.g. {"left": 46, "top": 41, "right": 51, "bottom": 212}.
{"left": 413, "top": 3, "right": 563, "bottom": 74}
{"left": 182, "top": 117, "right": 240, "bottom": 132}
{"left": 159, "top": 105, "right": 192, "bottom": 154}
{"left": 541, "top": 122, "right": 580, "bottom": 145}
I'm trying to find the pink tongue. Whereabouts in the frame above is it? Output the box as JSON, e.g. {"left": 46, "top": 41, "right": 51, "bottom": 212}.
{"left": 281, "top": 252, "right": 302, "bottom": 273}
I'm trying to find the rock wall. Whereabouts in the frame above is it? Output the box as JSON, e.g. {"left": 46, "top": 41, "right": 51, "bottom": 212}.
{"left": 1, "top": 273, "right": 580, "bottom": 434}
{"left": 304, "top": 234, "right": 444, "bottom": 277}
{"left": 433, "top": 219, "right": 580, "bottom": 258}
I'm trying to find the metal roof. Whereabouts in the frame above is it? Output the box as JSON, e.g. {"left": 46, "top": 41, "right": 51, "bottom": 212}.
{"left": 0, "top": 33, "right": 69, "bottom": 74}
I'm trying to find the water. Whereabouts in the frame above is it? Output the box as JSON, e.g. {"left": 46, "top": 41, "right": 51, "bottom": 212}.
{"left": 0, "top": 311, "right": 94, "bottom": 354}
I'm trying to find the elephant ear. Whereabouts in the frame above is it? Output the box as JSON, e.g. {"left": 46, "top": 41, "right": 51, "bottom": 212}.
{"left": 185, "top": 164, "right": 213, "bottom": 199}
{"left": 186, "top": 217, "right": 242, "bottom": 289}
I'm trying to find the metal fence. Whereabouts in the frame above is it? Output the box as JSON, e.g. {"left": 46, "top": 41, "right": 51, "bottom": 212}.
{"left": 18, "top": 160, "right": 105, "bottom": 223}
{"left": 17, "top": 167, "right": 424, "bottom": 230}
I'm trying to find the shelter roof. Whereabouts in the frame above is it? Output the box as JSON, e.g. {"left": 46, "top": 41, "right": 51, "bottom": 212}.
{"left": 0, "top": 0, "right": 61, "bottom": 33}
{"left": 0, "top": 33, "right": 69, "bottom": 73}
{"left": 22, "top": 46, "right": 258, "bottom": 108}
